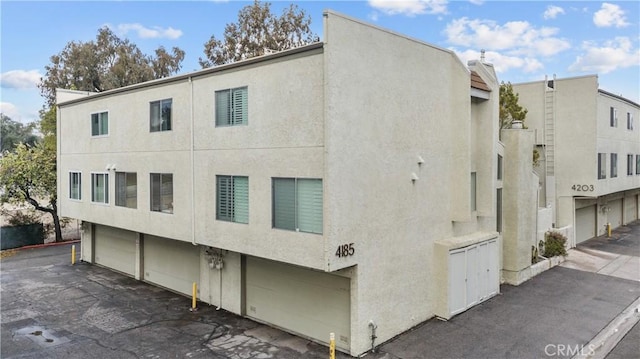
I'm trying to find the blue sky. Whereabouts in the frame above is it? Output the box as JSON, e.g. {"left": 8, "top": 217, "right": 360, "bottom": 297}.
{"left": 1, "top": 1, "right": 639, "bottom": 124}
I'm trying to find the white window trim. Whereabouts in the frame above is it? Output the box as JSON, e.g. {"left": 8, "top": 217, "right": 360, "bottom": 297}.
{"left": 90, "top": 171, "right": 110, "bottom": 205}
{"left": 69, "top": 170, "right": 82, "bottom": 201}
{"left": 150, "top": 99, "right": 173, "bottom": 132}
{"left": 90, "top": 110, "right": 110, "bottom": 138}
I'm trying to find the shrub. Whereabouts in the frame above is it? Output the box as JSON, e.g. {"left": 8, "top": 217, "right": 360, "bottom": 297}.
{"left": 543, "top": 231, "right": 568, "bottom": 257}
{"left": 2, "top": 209, "right": 41, "bottom": 226}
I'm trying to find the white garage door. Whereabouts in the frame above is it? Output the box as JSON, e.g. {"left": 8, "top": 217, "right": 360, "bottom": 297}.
{"left": 448, "top": 239, "right": 499, "bottom": 317}
{"left": 624, "top": 196, "right": 638, "bottom": 224}
{"left": 94, "top": 224, "right": 136, "bottom": 276}
{"left": 246, "top": 257, "right": 350, "bottom": 351}
{"left": 575, "top": 205, "right": 597, "bottom": 244}
{"left": 609, "top": 199, "right": 623, "bottom": 229}
{"left": 144, "top": 235, "right": 200, "bottom": 296}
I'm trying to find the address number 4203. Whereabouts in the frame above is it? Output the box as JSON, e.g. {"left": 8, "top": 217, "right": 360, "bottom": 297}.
{"left": 572, "top": 184, "right": 594, "bottom": 192}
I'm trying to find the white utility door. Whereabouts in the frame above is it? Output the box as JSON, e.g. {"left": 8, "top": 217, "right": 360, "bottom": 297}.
{"left": 609, "top": 199, "right": 623, "bottom": 229}
{"left": 448, "top": 238, "right": 499, "bottom": 318}
{"left": 245, "top": 257, "right": 351, "bottom": 351}
{"left": 94, "top": 224, "right": 136, "bottom": 276}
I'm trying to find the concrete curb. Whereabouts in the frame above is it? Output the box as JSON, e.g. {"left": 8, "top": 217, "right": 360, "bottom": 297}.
{"left": 572, "top": 296, "right": 640, "bottom": 359}
{"left": 3, "top": 240, "right": 80, "bottom": 252}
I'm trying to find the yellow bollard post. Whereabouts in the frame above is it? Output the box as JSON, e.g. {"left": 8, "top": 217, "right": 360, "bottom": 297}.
{"left": 329, "top": 332, "right": 335, "bottom": 359}
{"left": 71, "top": 245, "right": 76, "bottom": 265}
{"left": 192, "top": 282, "right": 197, "bottom": 310}
{"left": 607, "top": 223, "right": 611, "bottom": 237}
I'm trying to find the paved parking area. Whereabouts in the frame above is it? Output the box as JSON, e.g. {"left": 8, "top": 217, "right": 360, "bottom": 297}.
{"left": 1, "top": 244, "right": 345, "bottom": 359}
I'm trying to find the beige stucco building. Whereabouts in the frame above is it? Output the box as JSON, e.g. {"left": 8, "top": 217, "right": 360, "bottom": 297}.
{"left": 57, "top": 11, "right": 503, "bottom": 356}
{"left": 512, "top": 75, "right": 640, "bottom": 246}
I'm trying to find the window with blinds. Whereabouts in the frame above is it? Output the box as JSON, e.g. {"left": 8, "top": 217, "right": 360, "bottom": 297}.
{"left": 151, "top": 173, "right": 173, "bottom": 214}
{"left": 91, "top": 173, "right": 109, "bottom": 204}
{"left": 272, "top": 178, "right": 322, "bottom": 234}
{"left": 91, "top": 111, "right": 108, "bottom": 136}
{"left": 116, "top": 172, "right": 137, "bottom": 208}
{"left": 215, "top": 87, "right": 248, "bottom": 126}
{"left": 216, "top": 175, "right": 249, "bottom": 224}
{"left": 69, "top": 172, "right": 81, "bottom": 200}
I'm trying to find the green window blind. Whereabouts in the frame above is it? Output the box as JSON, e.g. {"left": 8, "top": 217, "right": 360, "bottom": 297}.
{"left": 215, "top": 87, "right": 247, "bottom": 126}
{"left": 273, "top": 178, "right": 296, "bottom": 231}
{"left": 296, "top": 179, "right": 323, "bottom": 234}
{"left": 216, "top": 175, "right": 248, "bottom": 224}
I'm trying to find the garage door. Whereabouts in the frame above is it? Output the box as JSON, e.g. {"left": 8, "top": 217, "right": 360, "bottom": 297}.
{"left": 448, "top": 239, "right": 499, "bottom": 317}
{"left": 608, "top": 199, "right": 623, "bottom": 229}
{"left": 624, "top": 196, "right": 638, "bottom": 224}
{"left": 575, "top": 205, "right": 597, "bottom": 244}
{"left": 246, "top": 257, "right": 350, "bottom": 351}
{"left": 94, "top": 224, "right": 136, "bottom": 276}
{"left": 144, "top": 235, "right": 199, "bottom": 296}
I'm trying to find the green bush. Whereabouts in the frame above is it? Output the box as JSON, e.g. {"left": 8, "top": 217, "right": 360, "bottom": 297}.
{"left": 543, "top": 231, "right": 568, "bottom": 257}
{"left": 1, "top": 209, "right": 41, "bottom": 226}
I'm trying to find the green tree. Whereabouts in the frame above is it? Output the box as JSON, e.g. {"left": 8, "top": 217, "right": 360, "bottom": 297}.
{"left": 1, "top": 114, "right": 39, "bottom": 153}
{"left": 199, "top": 0, "right": 319, "bottom": 67}
{"left": 499, "top": 81, "right": 528, "bottom": 130}
{"left": 0, "top": 143, "right": 61, "bottom": 241}
{"left": 39, "top": 27, "right": 185, "bottom": 108}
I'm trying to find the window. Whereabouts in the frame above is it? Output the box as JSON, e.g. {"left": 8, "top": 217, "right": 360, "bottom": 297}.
{"left": 150, "top": 173, "right": 173, "bottom": 213}
{"left": 610, "top": 153, "right": 617, "bottom": 178}
{"left": 470, "top": 172, "right": 477, "bottom": 212}
{"left": 497, "top": 155, "right": 503, "bottom": 180}
{"left": 116, "top": 172, "right": 137, "bottom": 208}
{"left": 91, "top": 111, "right": 108, "bottom": 136}
{"left": 637, "top": 155, "right": 640, "bottom": 175}
{"left": 272, "top": 178, "right": 322, "bottom": 234}
{"left": 628, "top": 155, "right": 634, "bottom": 176}
{"left": 69, "top": 172, "right": 81, "bottom": 200}
{"left": 496, "top": 188, "right": 502, "bottom": 233}
{"left": 91, "top": 173, "right": 109, "bottom": 204}
{"left": 215, "top": 87, "right": 248, "bottom": 126}
{"left": 610, "top": 107, "right": 617, "bottom": 127}
{"left": 598, "top": 153, "right": 607, "bottom": 179}
{"left": 150, "top": 99, "right": 172, "bottom": 132}
{"left": 216, "top": 176, "right": 249, "bottom": 224}
{"left": 627, "top": 113, "right": 634, "bottom": 130}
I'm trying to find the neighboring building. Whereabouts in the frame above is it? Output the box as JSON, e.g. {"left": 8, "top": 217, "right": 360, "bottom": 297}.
{"left": 57, "top": 11, "right": 502, "bottom": 356}
{"left": 513, "top": 75, "right": 640, "bottom": 245}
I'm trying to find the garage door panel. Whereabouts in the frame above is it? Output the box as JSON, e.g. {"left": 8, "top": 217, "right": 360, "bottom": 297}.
{"left": 576, "top": 205, "right": 596, "bottom": 244}
{"left": 144, "top": 236, "right": 199, "bottom": 296}
{"left": 609, "top": 199, "right": 623, "bottom": 228}
{"left": 624, "top": 197, "right": 637, "bottom": 224}
{"left": 94, "top": 225, "right": 136, "bottom": 276}
{"left": 246, "top": 257, "right": 350, "bottom": 351}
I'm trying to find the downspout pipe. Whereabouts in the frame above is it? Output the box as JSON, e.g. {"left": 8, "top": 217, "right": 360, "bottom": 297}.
{"left": 189, "top": 76, "right": 196, "bottom": 246}
{"left": 368, "top": 320, "right": 378, "bottom": 353}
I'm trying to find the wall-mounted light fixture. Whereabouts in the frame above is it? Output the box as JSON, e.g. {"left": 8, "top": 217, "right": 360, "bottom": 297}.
{"left": 411, "top": 172, "right": 419, "bottom": 182}
{"left": 417, "top": 155, "right": 425, "bottom": 166}
{"left": 601, "top": 206, "right": 610, "bottom": 213}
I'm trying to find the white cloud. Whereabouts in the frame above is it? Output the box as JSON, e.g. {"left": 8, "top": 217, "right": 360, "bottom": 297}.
{"left": 0, "top": 102, "right": 20, "bottom": 120}
{"left": 569, "top": 37, "right": 639, "bottom": 74}
{"left": 368, "top": 0, "right": 448, "bottom": 16}
{"left": 469, "top": 0, "right": 484, "bottom": 5}
{"left": 0, "top": 70, "right": 41, "bottom": 89}
{"left": 593, "top": 3, "right": 629, "bottom": 28}
{"left": 444, "top": 17, "right": 570, "bottom": 57}
{"left": 368, "top": 11, "right": 379, "bottom": 22}
{"left": 543, "top": 5, "right": 565, "bottom": 20}
{"left": 113, "top": 23, "right": 183, "bottom": 39}
{"left": 455, "top": 49, "right": 543, "bottom": 74}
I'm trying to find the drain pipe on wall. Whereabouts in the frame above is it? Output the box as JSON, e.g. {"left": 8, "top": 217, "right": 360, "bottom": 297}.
{"left": 368, "top": 320, "right": 378, "bottom": 353}
{"left": 189, "top": 76, "right": 196, "bottom": 246}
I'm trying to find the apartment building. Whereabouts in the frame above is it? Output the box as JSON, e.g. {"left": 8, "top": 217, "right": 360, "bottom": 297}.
{"left": 57, "top": 11, "right": 501, "bottom": 355}
{"left": 513, "top": 75, "right": 640, "bottom": 245}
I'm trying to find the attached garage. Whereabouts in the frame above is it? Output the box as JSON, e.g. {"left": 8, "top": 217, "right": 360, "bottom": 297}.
{"left": 94, "top": 224, "right": 136, "bottom": 276}
{"left": 245, "top": 257, "right": 351, "bottom": 352}
{"left": 448, "top": 238, "right": 499, "bottom": 317}
{"left": 144, "top": 235, "right": 200, "bottom": 296}
{"left": 575, "top": 205, "right": 597, "bottom": 244}
{"left": 608, "top": 199, "right": 623, "bottom": 229}
{"left": 624, "top": 196, "right": 638, "bottom": 224}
